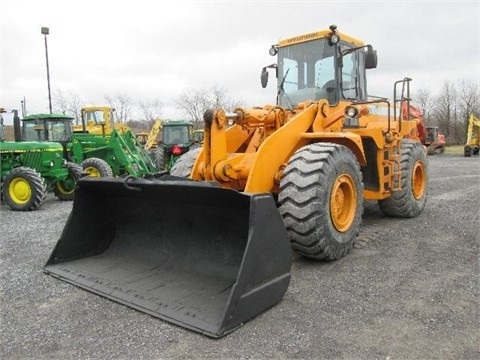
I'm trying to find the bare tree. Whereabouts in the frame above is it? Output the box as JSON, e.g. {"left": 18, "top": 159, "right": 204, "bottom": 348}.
{"left": 52, "top": 89, "right": 84, "bottom": 124}
{"left": 457, "top": 80, "right": 480, "bottom": 142}
{"left": 175, "top": 87, "right": 209, "bottom": 126}
{"left": 434, "top": 81, "right": 458, "bottom": 142}
{"left": 53, "top": 89, "right": 68, "bottom": 114}
{"left": 432, "top": 80, "right": 480, "bottom": 144}
{"left": 104, "top": 93, "right": 133, "bottom": 124}
{"left": 138, "top": 99, "right": 163, "bottom": 126}
{"left": 413, "top": 88, "right": 435, "bottom": 126}
{"left": 175, "top": 84, "right": 244, "bottom": 128}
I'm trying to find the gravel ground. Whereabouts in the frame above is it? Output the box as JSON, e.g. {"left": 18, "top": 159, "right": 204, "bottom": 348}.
{"left": 1, "top": 154, "right": 479, "bottom": 359}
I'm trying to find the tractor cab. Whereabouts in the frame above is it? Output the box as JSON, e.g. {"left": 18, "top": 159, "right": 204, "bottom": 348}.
{"left": 154, "top": 120, "right": 195, "bottom": 171}
{"left": 261, "top": 25, "right": 377, "bottom": 108}
{"left": 162, "top": 121, "right": 193, "bottom": 147}
{"left": 22, "top": 113, "right": 73, "bottom": 143}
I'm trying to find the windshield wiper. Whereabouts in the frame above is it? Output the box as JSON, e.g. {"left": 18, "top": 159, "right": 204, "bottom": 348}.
{"left": 277, "top": 68, "right": 293, "bottom": 110}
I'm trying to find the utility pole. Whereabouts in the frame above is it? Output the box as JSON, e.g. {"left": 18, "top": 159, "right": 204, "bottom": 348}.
{"left": 41, "top": 27, "right": 52, "bottom": 114}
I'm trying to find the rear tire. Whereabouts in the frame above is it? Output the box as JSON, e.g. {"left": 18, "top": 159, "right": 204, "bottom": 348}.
{"left": 170, "top": 147, "right": 202, "bottom": 177}
{"left": 3, "top": 167, "right": 47, "bottom": 211}
{"left": 278, "top": 143, "right": 363, "bottom": 260}
{"left": 379, "top": 140, "right": 428, "bottom": 217}
{"left": 54, "top": 162, "right": 84, "bottom": 201}
{"left": 81, "top": 158, "right": 113, "bottom": 177}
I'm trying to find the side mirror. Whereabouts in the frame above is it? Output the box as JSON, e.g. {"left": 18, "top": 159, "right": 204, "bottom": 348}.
{"left": 261, "top": 67, "right": 269, "bottom": 88}
{"left": 365, "top": 46, "right": 378, "bottom": 69}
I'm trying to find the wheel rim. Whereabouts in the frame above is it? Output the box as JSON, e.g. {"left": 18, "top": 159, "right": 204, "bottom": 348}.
{"left": 330, "top": 174, "right": 357, "bottom": 232}
{"left": 56, "top": 175, "right": 76, "bottom": 194}
{"left": 9, "top": 178, "right": 31, "bottom": 204}
{"left": 84, "top": 166, "right": 101, "bottom": 177}
{"left": 412, "top": 160, "right": 426, "bottom": 200}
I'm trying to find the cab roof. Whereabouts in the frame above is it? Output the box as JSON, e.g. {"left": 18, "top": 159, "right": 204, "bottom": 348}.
{"left": 278, "top": 29, "right": 364, "bottom": 47}
{"left": 22, "top": 113, "right": 74, "bottom": 121}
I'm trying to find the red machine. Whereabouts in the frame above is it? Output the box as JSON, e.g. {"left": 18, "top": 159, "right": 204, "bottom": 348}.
{"left": 403, "top": 103, "right": 446, "bottom": 155}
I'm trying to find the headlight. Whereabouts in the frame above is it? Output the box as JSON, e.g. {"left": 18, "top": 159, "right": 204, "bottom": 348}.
{"left": 346, "top": 106, "right": 358, "bottom": 118}
{"left": 330, "top": 34, "right": 340, "bottom": 44}
{"left": 344, "top": 106, "right": 359, "bottom": 127}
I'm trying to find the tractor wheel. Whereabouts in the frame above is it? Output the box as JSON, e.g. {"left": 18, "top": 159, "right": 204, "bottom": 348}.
{"left": 278, "top": 143, "right": 363, "bottom": 260}
{"left": 154, "top": 147, "right": 166, "bottom": 171}
{"left": 379, "top": 140, "right": 428, "bottom": 218}
{"left": 53, "top": 162, "right": 84, "bottom": 201}
{"left": 170, "top": 147, "right": 202, "bottom": 178}
{"left": 81, "top": 158, "right": 113, "bottom": 177}
{"left": 3, "top": 167, "right": 47, "bottom": 211}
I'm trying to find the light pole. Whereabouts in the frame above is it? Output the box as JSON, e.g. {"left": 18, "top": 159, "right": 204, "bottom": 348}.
{"left": 41, "top": 26, "right": 52, "bottom": 114}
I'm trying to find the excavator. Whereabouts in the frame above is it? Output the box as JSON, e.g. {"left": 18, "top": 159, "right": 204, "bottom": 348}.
{"left": 44, "top": 25, "right": 428, "bottom": 338}
{"left": 464, "top": 114, "right": 480, "bottom": 157}
{"left": 136, "top": 119, "right": 162, "bottom": 151}
{"left": 402, "top": 103, "right": 446, "bottom": 155}
{"left": 423, "top": 126, "right": 446, "bottom": 154}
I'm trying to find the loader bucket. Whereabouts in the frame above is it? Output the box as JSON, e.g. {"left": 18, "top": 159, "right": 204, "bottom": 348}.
{"left": 44, "top": 176, "right": 291, "bottom": 338}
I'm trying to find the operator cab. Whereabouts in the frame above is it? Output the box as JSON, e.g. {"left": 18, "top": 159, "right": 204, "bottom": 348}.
{"left": 261, "top": 25, "right": 377, "bottom": 108}
{"left": 83, "top": 109, "right": 108, "bottom": 126}
{"left": 22, "top": 114, "right": 73, "bottom": 143}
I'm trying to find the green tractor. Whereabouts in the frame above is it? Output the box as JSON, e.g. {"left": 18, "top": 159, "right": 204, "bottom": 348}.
{"left": 21, "top": 113, "right": 158, "bottom": 178}
{"left": 0, "top": 110, "right": 83, "bottom": 211}
{"left": 154, "top": 120, "right": 201, "bottom": 171}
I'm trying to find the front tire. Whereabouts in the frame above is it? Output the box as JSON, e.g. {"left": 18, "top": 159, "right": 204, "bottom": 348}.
{"left": 379, "top": 140, "right": 428, "bottom": 217}
{"left": 3, "top": 167, "right": 47, "bottom": 211}
{"left": 54, "top": 162, "right": 84, "bottom": 201}
{"left": 81, "top": 158, "right": 113, "bottom": 177}
{"left": 278, "top": 143, "right": 363, "bottom": 260}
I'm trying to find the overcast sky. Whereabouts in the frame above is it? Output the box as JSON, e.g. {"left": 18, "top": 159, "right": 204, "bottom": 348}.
{"left": 1, "top": 0, "right": 479, "bottom": 123}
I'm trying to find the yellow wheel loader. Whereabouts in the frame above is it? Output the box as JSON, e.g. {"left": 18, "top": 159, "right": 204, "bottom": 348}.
{"left": 44, "top": 25, "right": 428, "bottom": 338}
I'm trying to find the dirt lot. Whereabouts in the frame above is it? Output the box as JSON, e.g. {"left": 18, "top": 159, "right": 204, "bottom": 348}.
{"left": 1, "top": 154, "right": 479, "bottom": 359}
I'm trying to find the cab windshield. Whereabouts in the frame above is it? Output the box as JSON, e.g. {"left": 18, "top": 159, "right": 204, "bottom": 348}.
{"left": 23, "top": 120, "right": 71, "bottom": 142}
{"left": 163, "top": 126, "right": 191, "bottom": 145}
{"left": 277, "top": 37, "right": 366, "bottom": 107}
{"left": 85, "top": 110, "right": 107, "bottom": 124}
